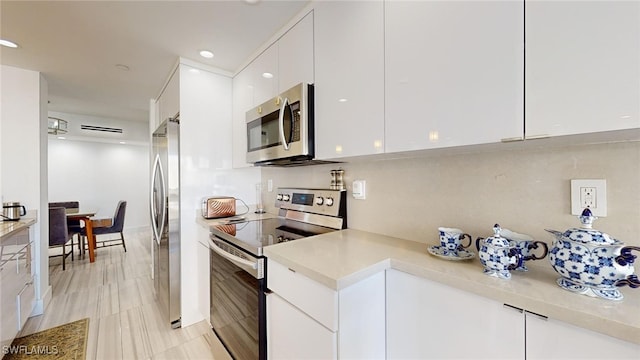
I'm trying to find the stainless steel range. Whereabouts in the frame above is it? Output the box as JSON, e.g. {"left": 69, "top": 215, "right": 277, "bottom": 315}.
{"left": 208, "top": 187, "right": 346, "bottom": 360}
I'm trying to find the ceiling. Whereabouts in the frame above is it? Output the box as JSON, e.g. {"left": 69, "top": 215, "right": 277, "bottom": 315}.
{"left": 0, "top": 0, "right": 310, "bottom": 123}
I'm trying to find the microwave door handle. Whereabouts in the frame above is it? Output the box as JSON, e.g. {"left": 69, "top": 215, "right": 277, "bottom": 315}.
{"left": 278, "top": 97, "right": 291, "bottom": 150}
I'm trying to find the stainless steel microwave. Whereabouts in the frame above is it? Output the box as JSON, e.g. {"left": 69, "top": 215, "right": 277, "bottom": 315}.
{"left": 246, "top": 83, "right": 315, "bottom": 166}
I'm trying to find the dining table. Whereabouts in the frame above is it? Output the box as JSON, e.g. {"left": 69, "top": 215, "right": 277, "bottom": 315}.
{"left": 65, "top": 209, "right": 112, "bottom": 263}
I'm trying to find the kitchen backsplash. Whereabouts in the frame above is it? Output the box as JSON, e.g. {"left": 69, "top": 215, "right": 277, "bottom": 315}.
{"left": 261, "top": 140, "right": 640, "bottom": 248}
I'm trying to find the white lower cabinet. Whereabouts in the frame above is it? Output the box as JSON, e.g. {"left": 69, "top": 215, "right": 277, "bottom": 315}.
{"left": 267, "top": 293, "right": 337, "bottom": 359}
{"left": 0, "top": 229, "right": 34, "bottom": 349}
{"left": 526, "top": 311, "right": 640, "bottom": 359}
{"left": 266, "top": 258, "right": 385, "bottom": 359}
{"left": 387, "top": 269, "right": 639, "bottom": 359}
{"left": 386, "top": 269, "right": 524, "bottom": 359}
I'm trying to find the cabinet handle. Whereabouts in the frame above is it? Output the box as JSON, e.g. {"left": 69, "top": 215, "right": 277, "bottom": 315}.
{"left": 288, "top": 267, "right": 296, "bottom": 273}
{"left": 501, "top": 137, "right": 524, "bottom": 143}
{"left": 503, "top": 303, "right": 524, "bottom": 313}
{"left": 525, "top": 310, "right": 548, "bottom": 321}
{"left": 525, "top": 134, "right": 551, "bottom": 140}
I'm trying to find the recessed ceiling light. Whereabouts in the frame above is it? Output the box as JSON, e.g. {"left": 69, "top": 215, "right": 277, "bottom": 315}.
{"left": 57, "top": 136, "right": 66, "bottom": 140}
{"left": 338, "top": 98, "right": 348, "bottom": 103}
{"left": 115, "top": 64, "right": 130, "bottom": 71}
{"left": 262, "top": 72, "right": 273, "bottom": 79}
{"left": 119, "top": 141, "right": 126, "bottom": 144}
{"left": 0, "top": 39, "right": 19, "bottom": 48}
{"left": 189, "top": 68, "right": 200, "bottom": 74}
{"left": 200, "top": 50, "right": 214, "bottom": 59}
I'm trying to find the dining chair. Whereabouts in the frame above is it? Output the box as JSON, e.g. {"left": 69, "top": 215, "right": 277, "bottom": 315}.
{"left": 49, "top": 207, "right": 74, "bottom": 270}
{"left": 49, "top": 201, "right": 84, "bottom": 256}
{"left": 81, "top": 201, "right": 127, "bottom": 252}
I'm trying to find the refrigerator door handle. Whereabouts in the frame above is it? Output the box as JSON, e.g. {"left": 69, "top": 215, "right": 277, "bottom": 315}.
{"left": 150, "top": 154, "right": 166, "bottom": 245}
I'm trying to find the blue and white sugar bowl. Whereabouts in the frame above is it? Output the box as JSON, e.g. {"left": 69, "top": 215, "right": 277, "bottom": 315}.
{"left": 546, "top": 208, "right": 640, "bottom": 301}
{"left": 475, "top": 224, "right": 524, "bottom": 280}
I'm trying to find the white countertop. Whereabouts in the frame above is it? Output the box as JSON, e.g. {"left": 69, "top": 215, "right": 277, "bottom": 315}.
{"left": 263, "top": 228, "right": 640, "bottom": 345}
{"left": 0, "top": 213, "right": 37, "bottom": 241}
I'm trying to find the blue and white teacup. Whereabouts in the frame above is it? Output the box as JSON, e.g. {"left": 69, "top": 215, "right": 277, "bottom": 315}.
{"left": 438, "top": 227, "right": 472, "bottom": 257}
{"left": 501, "top": 228, "right": 548, "bottom": 271}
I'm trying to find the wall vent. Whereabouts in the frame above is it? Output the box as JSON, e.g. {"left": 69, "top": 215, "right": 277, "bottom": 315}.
{"left": 81, "top": 124, "right": 123, "bottom": 133}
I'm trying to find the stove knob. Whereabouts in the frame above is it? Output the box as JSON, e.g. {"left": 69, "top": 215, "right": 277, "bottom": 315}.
{"left": 326, "top": 197, "right": 334, "bottom": 206}
{"left": 277, "top": 236, "right": 285, "bottom": 243}
{"left": 315, "top": 196, "right": 324, "bottom": 205}
{"left": 276, "top": 194, "right": 283, "bottom": 201}
{"left": 282, "top": 194, "right": 291, "bottom": 202}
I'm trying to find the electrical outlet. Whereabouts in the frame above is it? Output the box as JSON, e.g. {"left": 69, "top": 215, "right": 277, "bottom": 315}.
{"left": 580, "top": 187, "right": 596, "bottom": 208}
{"left": 571, "top": 179, "right": 607, "bottom": 216}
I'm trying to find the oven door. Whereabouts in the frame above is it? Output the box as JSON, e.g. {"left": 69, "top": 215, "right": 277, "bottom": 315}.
{"left": 209, "top": 236, "right": 266, "bottom": 360}
{"left": 245, "top": 83, "right": 313, "bottom": 164}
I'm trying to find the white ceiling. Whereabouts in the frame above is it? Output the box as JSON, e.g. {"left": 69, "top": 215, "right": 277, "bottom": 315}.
{"left": 0, "top": 0, "right": 310, "bottom": 123}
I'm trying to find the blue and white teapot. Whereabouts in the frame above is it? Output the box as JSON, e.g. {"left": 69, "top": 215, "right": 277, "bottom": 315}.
{"left": 476, "top": 224, "right": 524, "bottom": 280}
{"left": 546, "top": 208, "right": 640, "bottom": 301}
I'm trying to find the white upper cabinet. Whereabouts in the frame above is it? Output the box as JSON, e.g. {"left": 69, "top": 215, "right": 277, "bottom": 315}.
{"left": 278, "top": 11, "right": 314, "bottom": 92}
{"left": 249, "top": 44, "right": 279, "bottom": 107}
{"left": 231, "top": 11, "right": 314, "bottom": 168}
{"left": 315, "top": 1, "right": 385, "bottom": 160}
{"left": 232, "top": 68, "right": 253, "bottom": 168}
{"left": 385, "top": 1, "right": 524, "bottom": 152}
{"left": 525, "top": 1, "right": 640, "bottom": 138}
{"left": 158, "top": 68, "right": 180, "bottom": 124}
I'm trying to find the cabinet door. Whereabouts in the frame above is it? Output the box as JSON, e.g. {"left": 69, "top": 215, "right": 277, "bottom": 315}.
{"left": 315, "top": 0, "right": 385, "bottom": 159}
{"left": 278, "top": 11, "right": 314, "bottom": 92}
{"left": 0, "top": 259, "right": 19, "bottom": 349}
{"left": 525, "top": 1, "right": 640, "bottom": 138}
{"left": 17, "top": 276, "right": 35, "bottom": 331}
{"left": 385, "top": 1, "right": 524, "bottom": 152}
{"left": 179, "top": 64, "right": 232, "bottom": 169}
{"left": 232, "top": 68, "right": 254, "bottom": 168}
{"left": 526, "top": 311, "right": 639, "bottom": 359}
{"left": 249, "top": 44, "right": 278, "bottom": 107}
{"left": 267, "top": 293, "right": 337, "bottom": 360}
{"left": 386, "top": 269, "right": 524, "bottom": 359}
{"left": 159, "top": 68, "right": 180, "bottom": 123}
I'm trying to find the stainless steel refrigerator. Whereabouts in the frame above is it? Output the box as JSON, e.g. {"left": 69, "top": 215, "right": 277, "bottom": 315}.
{"left": 151, "top": 115, "right": 181, "bottom": 329}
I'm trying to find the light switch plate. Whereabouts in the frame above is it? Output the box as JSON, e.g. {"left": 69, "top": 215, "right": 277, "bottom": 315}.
{"left": 352, "top": 180, "right": 366, "bottom": 200}
{"left": 571, "top": 179, "right": 607, "bottom": 216}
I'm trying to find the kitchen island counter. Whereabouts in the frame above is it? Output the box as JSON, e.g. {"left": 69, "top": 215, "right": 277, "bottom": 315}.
{"left": 0, "top": 213, "right": 37, "bottom": 241}
{"left": 263, "top": 228, "right": 640, "bottom": 345}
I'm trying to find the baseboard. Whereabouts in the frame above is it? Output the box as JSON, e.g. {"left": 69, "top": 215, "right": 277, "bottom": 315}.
{"left": 31, "top": 284, "right": 52, "bottom": 316}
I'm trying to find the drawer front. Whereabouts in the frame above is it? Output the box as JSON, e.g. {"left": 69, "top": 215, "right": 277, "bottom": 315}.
{"left": 17, "top": 276, "right": 35, "bottom": 331}
{"left": 267, "top": 259, "right": 338, "bottom": 331}
{"left": 267, "top": 292, "right": 337, "bottom": 360}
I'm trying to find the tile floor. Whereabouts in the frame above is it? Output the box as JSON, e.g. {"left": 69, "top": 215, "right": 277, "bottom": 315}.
{"left": 20, "top": 228, "right": 231, "bottom": 359}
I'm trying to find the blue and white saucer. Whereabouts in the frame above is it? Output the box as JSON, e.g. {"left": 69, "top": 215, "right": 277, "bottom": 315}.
{"left": 427, "top": 245, "right": 475, "bottom": 261}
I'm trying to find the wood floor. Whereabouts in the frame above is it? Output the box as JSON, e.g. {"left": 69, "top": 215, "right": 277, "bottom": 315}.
{"left": 20, "top": 228, "right": 232, "bottom": 360}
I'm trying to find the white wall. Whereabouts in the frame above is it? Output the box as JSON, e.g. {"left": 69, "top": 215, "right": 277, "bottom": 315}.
{"left": 48, "top": 111, "right": 149, "bottom": 145}
{"left": 0, "top": 64, "right": 50, "bottom": 314}
{"left": 48, "top": 138, "right": 150, "bottom": 229}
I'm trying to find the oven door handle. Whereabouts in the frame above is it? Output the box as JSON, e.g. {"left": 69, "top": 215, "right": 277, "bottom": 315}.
{"left": 210, "top": 239, "right": 258, "bottom": 270}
